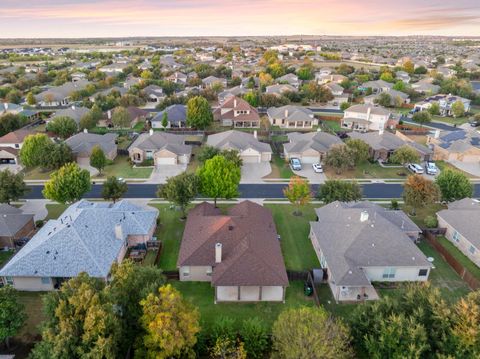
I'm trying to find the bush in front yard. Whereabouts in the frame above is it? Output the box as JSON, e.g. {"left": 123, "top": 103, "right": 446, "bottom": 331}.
{"left": 424, "top": 215, "right": 438, "bottom": 228}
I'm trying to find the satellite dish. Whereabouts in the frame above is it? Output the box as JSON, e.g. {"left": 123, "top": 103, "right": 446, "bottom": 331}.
{"left": 427, "top": 257, "right": 435, "bottom": 262}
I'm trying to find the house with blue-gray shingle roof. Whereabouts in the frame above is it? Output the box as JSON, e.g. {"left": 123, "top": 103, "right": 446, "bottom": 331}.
{"left": 0, "top": 200, "right": 158, "bottom": 291}
{"left": 427, "top": 130, "right": 480, "bottom": 163}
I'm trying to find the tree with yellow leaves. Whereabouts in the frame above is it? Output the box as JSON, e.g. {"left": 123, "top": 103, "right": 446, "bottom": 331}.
{"left": 451, "top": 291, "right": 480, "bottom": 358}
{"left": 283, "top": 176, "right": 311, "bottom": 216}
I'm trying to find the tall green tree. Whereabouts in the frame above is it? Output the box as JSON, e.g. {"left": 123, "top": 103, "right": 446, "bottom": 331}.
{"left": 43, "top": 162, "right": 91, "bottom": 204}
{"left": 412, "top": 111, "right": 432, "bottom": 127}
{"left": 435, "top": 168, "right": 473, "bottom": 202}
{"left": 390, "top": 145, "right": 420, "bottom": 166}
{"left": 325, "top": 144, "right": 355, "bottom": 174}
{"left": 240, "top": 317, "right": 269, "bottom": 359}
{"left": 46, "top": 116, "right": 78, "bottom": 139}
{"left": 19, "top": 133, "right": 51, "bottom": 168}
{"left": 102, "top": 176, "right": 128, "bottom": 203}
{"left": 403, "top": 175, "right": 439, "bottom": 215}
{"left": 451, "top": 100, "right": 465, "bottom": 118}
{"left": 41, "top": 142, "right": 74, "bottom": 170}
{"left": 0, "top": 286, "right": 26, "bottom": 349}
{"left": 428, "top": 102, "right": 440, "bottom": 116}
{"left": 89, "top": 145, "right": 107, "bottom": 174}
{"left": 26, "top": 91, "right": 36, "bottom": 105}
{"left": 198, "top": 155, "right": 241, "bottom": 207}
{"left": 283, "top": 176, "right": 311, "bottom": 216}
{"left": 0, "top": 113, "right": 25, "bottom": 137}
{"left": 346, "top": 138, "right": 370, "bottom": 165}
{"left": 317, "top": 180, "right": 362, "bottom": 203}
{"left": 0, "top": 169, "right": 29, "bottom": 204}
{"left": 186, "top": 96, "right": 213, "bottom": 129}
{"left": 135, "top": 284, "right": 200, "bottom": 359}
{"left": 161, "top": 111, "right": 168, "bottom": 129}
{"left": 157, "top": 172, "right": 199, "bottom": 219}
{"left": 272, "top": 307, "right": 353, "bottom": 359}
{"left": 111, "top": 106, "right": 131, "bottom": 128}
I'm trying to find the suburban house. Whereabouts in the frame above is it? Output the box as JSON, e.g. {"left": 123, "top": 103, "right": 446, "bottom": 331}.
{"left": 427, "top": 130, "right": 480, "bottom": 163}
{"left": 202, "top": 76, "right": 227, "bottom": 89}
{"left": 151, "top": 104, "right": 187, "bottom": 129}
{"left": 99, "top": 106, "right": 148, "bottom": 129}
{"left": 437, "top": 198, "right": 480, "bottom": 267}
{"left": 129, "top": 130, "right": 192, "bottom": 166}
{"left": 276, "top": 73, "right": 300, "bottom": 88}
{"left": 310, "top": 201, "right": 431, "bottom": 302}
{"left": 395, "top": 71, "right": 411, "bottom": 83}
{"left": 0, "top": 129, "right": 37, "bottom": 150}
{"left": 267, "top": 105, "right": 317, "bottom": 129}
{"left": 414, "top": 94, "right": 471, "bottom": 116}
{"left": 1, "top": 103, "right": 39, "bottom": 121}
{"left": 316, "top": 74, "right": 347, "bottom": 85}
{"left": 143, "top": 85, "right": 165, "bottom": 103}
{"left": 218, "top": 86, "right": 248, "bottom": 104}
{"left": 167, "top": 71, "right": 188, "bottom": 85}
{"left": 206, "top": 130, "right": 272, "bottom": 163}
{"left": 341, "top": 104, "right": 393, "bottom": 132}
{"left": 283, "top": 131, "right": 343, "bottom": 163}
{"left": 98, "top": 62, "right": 129, "bottom": 74}
{"left": 65, "top": 132, "right": 118, "bottom": 164}
{"left": 348, "top": 130, "right": 432, "bottom": 162}
{"left": 411, "top": 79, "right": 440, "bottom": 95}
{"left": 265, "top": 84, "right": 297, "bottom": 96}
{"left": 177, "top": 201, "right": 289, "bottom": 303}
{"left": 34, "top": 80, "right": 91, "bottom": 107}
{"left": 363, "top": 89, "right": 410, "bottom": 106}
{"left": 361, "top": 80, "right": 393, "bottom": 94}
{"left": 48, "top": 106, "right": 89, "bottom": 127}
{"left": 0, "top": 204, "right": 35, "bottom": 248}
{"left": 0, "top": 200, "right": 158, "bottom": 291}
{"left": 213, "top": 96, "right": 261, "bottom": 128}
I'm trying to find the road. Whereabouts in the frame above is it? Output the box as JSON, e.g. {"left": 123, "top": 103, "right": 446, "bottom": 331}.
{"left": 23, "top": 183, "right": 480, "bottom": 200}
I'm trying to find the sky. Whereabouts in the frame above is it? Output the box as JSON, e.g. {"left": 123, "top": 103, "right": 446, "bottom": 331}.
{"left": 0, "top": 0, "right": 479, "bottom": 38}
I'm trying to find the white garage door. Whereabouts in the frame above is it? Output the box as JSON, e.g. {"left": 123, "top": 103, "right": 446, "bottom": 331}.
{"left": 155, "top": 157, "right": 177, "bottom": 165}
{"left": 301, "top": 156, "right": 320, "bottom": 164}
{"left": 241, "top": 155, "right": 260, "bottom": 163}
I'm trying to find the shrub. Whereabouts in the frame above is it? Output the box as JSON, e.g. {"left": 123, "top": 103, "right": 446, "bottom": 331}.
{"left": 390, "top": 199, "right": 399, "bottom": 210}
{"left": 211, "top": 317, "right": 236, "bottom": 343}
{"left": 35, "top": 220, "right": 44, "bottom": 228}
{"left": 240, "top": 317, "right": 269, "bottom": 358}
{"left": 424, "top": 216, "right": 438, "bottom": 228}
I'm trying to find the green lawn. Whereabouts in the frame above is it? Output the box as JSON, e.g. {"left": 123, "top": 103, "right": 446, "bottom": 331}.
{"left": 45, "top": 203, "right": 69, "bottom": 220}
{"left": 417, "top": 240, "right": 471, "bottom": 302}
{"left": 436, "top": 236, "right": 480, "bottom": 281}
{"left": 0, "top": 250, "right": 14, "bottom": 267}
{"left": 325, "top": 161, "right": 408, "bottom": 180}
{"left": 99, "top": 155, "right": 153, "bottom": 179}
{"left": 432, "top": 115, "right": 469, "bottom": 126}
{"left": 116, "top": 136, "right": 132, "bottom": 150}
{"left": 151, "top": 204, "right": 187, "bottom": 271}
{"left": 265, "top": 204, "right": 320, "bottom": 271}
{"left": 400, "top": 203, "right": 446, "bottom": 228}
{"left": 171, "top": 280, "right": 315, "bottom": 331}
{"left": 316, "top": 284, "right": 357, "bottom": 319}
{"left": 142, "top": 250, "right": 158, "bottom": 266}
{"left": 24, "top": 167, "right": 54, "bottom": 181}
{"left": 435, "top": 160, "right": 476, "bottom": 178}
{"left": 17, "top": 292, "right": 45, "bottom": 341}
{"left": 265, "top": 155, "right": 295, "bottom": 179}
{"left": 321, "top": 120, "right": 342, "bottom": 132}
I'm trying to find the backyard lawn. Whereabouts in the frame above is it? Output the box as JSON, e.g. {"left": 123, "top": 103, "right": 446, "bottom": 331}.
{"left": 99, "top": 155, "right": 153, "bottom": 179}
{"left": 325, "top": 161, "right": 408, "bottom": 180}
{"left": 320, "top": 120, "right": 342, "bottom": 133}
{"left": 265, "top": 204, "right": 320, "bottom": 271}
{"left": 265, "top": 155, "right": 295, "bottom": 179}
{"left": 0, "top": 250, "right": 14, "bottom": 267}
{"left": 17, "top": 292, "right": 45, "bottom": 341}
{"left": 171, "top": 280, "right": 315, "bottom": 331}
{"left": 45, "top": 203, "right": 69, "bottom": 220}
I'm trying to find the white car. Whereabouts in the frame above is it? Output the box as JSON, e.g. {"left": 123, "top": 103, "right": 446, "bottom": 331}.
{"left": 408, "top": 163, "right": 424, "bottom": 174}
{"left": 425, "top": 162, "right": 438, "bottom": 175}
{"left": 312, "top": 163, "right": 323, "bottom": 173}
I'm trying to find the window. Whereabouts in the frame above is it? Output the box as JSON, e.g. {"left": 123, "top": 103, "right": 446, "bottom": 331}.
{"left": 182, "top": 266, "right": 190, "bottom": 277}
{"left": 14, "top": 144, "right": 19, "bottom": 148}
{"left": 146, "top": 151, "right": 153, "bottom": 160}
{"left": 382, "top": 267, "right": 396, "bottom": 279}
{"left": 418, "top": 269, "right": 428, "bottom": 277}
{"left": 453, "top": 231, "right": 460, "bottom": 243}
{"left": 41, "top": 277, "right": 50, "bottom": 285}
{"left": 320, "top": 255, "right": 327, "bottom": 268}
{"left": 5, "top": 277, "right": 13, "bottom": 285}
{"left": 469, "top": 245, "right": 476, "bottom": 255}
{"left": 206, "top": 267, "right": 212, "bottom": 276}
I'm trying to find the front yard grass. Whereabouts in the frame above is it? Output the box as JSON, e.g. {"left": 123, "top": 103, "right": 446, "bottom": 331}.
{"left": 436, "top": 236, "right": 480, "bottom": 281}
{"left": 265, "top": 204, "right": 320, "bottom": 271}
{"left": 264, "top": 155, "right": 295, "bottom": 179}
{"left": 325, "top": 161, "right": 408, "bottom": 180}
{"left": 400, "top": 203, "right": 446, "bottom": 228}
{"left": 171, "top": 280, "right": 315, "bottom": 331}
{"left": 432, "top": 115, "right": 470, "bottom": 126}
{"left": 99, "top": 155, "right": 153, "bottom": 179}
{"left": 24, "top": 167, "right": 54, "bottom": 181}
{"left": 45, "top": 203, "right": 69, "bottom": 220}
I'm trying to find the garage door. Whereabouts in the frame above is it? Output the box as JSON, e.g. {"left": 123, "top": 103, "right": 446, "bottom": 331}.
{"left": 241, "top": 155, "right": 260, "bottom": 163}
{"left": 155, "top": 157, "right": 177, "bottom": 165}
{"left": 301, "top": 156, "right": 320, "bottom": 164}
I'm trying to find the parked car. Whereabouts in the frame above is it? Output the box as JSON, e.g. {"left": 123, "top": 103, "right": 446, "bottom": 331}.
{"left": 312, "top": 163, "right": 323, "bottom": 173}
{"left": 425, "top": 162, "right": 438, "bottom": 175}
{"left": 469, "top": 119, "right": 480, "bottom": 127}
{"left": 290, "top": 158, "right": 302, "bottom": 171}
{"left": 408, "top": 163, "right": 424, "bottom": 174}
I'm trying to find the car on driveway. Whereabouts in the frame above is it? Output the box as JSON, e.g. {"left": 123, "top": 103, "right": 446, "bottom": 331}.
{"left": 290, "top": 158, "right": 302, "bottom": 171}
{"left": 425, "top": 162, "right": 438, "bottom": 175}
{"left": 408, "top": 163, "right": 424, "bottom": 174}
{"left": 469, "top": 118, "right": 480, "bottom": 127}
{"left": 312, "top": 163, "right": 323, "bottom": 173}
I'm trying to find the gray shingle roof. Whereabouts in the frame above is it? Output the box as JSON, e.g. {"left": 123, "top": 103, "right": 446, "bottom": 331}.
{"left": 206, "top": 130, "right": 271, "bottom": 153}
{"left": 267, "top": 105, "right": 313, "bottom": 121}
{"left": 0, "top": 204, "right": 33, "bottom": 237}
{"left": 0, "top": 200, "right": 158, "bottom": 278}
{"left": 151, "top": 105, "right": 186, "bottom": 125}
{"left": 130, "top": 132, "right": 192, "bottom": 156}
{"left": 284, "top": 131, "right": 343, "bottom": 154}
{"left": 65, "top": 132, "right": 117, "bottom": 157}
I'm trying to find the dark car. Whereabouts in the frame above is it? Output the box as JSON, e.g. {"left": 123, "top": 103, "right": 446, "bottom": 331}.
{"left": 469, "top": 119, "right": 480, "bottom": 127}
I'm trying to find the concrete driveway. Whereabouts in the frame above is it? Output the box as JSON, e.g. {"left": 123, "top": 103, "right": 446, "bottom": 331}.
{"left": 147, "top": 164, "right": 187, "bottom": 184}
{"left": 0, "top": 164, "right": 23, "bottom": 174}
{"left": 294, "top": 165, "right": 326, "bottom": 184}
{"left": 77, "top": 158, "right": 99, "bottom": 176}
{"left": 241, "top": 162, "right": 271, "bottom": 183}
{"left": 20, "top": 200, "right": 49, "bottom": 221}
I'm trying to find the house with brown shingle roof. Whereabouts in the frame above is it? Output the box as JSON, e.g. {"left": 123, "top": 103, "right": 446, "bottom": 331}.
{"left": 213, "top": 96, "right": 260, "bottom": 128}
{"left": 177, "top": 201, "right": 289, "bottom": 303}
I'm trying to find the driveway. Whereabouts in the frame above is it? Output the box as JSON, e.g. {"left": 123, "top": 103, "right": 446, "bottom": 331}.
{"left": 0, "top": 164, "right": 23, "bottom": 174}
{"left": 147, "top": 164, "right": 187, "bottom": 184}
{"left": 294, "top": 166, "right": 326, "bottom": 184}
{"left": 20, "top": 199, "right": 49, "bottom": 221}
{"left": 77, "top": 158, "right": 99, "bottom": 176}
{"left": 241, "top": 162, "right": 271, "bottom": 183}
{"left": 447, "top": 161, "right": 480, "bottom": 177}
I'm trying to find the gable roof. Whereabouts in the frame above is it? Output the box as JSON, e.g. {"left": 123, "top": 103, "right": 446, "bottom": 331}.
{"left": 51, "top": 106, "right": 89, "bottom": 125}
{"left": 178, "top": 201, "right": 288, "bottom": 286}
{"left": 0, "top": 129, "right": 37, "bottom": 144}
{"left": 0, "top": 204, "right": 33, "bottom": 237}
{"left": 65, "top": 132, "right": 117, "bottom": 156}
{"left": 130, "top": 131, "right": 192, "bottom": 156}
{"left": 284, "top": 131, "right": 343, "bottom": 154}
{"left": 151, "top": 105, "right": 186, "bottom": 125}
{"left": 267, "top": 105, "right": 313, "bottom": 121}
{"left": 348, "top": 131, "right": 431, "bottom": 154}
{"left": 206, "top": 130, "right": 272, "bottom": 153}
{"left": 0, "top": 200, "right": 158, "bottom": 278}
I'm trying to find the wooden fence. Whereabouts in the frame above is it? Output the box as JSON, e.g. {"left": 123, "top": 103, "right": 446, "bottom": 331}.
{"left": 424, "top": 231, "right": 480, "bottom": 290}
{"left": 286, "top": 270, "right": 320, "bottom": 306}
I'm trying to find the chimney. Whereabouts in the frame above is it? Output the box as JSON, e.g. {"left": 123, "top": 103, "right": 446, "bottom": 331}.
{"left": 366, "top": 106, "right": 371, "bottom": 120}
{"left": 234, "top": 98, "right": 237, "bottom": 108}
{"left": 360, "top": 211, "right": 369, "bottom": 222}
{"left": 215, "top": 243, "right": 222, "bottom": 263}
{"left": 149, "top": 128, "right": 154, "bottom": 136}
{"left": 114, "top": 224, "right": 123, "bottom": 240}
{"left": 253, "top": 130, "right": 257, "bottom": 139}
{"left": 434, "top": 129, "right": 440, "bottom": 139}
{"left": 284, "top": 109, "right": 289, "bottom": 118}
{"left": 83, "top": 128, "right": 88, "bottom": 134}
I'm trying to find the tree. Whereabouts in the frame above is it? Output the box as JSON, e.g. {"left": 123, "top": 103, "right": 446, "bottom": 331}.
{"left": 111, "top": 106, "right": 131, "bottom": 128}
{"left": 428, "top": 102, "right": 440, "bottom": 116}
{"left": 102, "top": 176, "right": 128, "bottom": 203}
{"left": 79, "top": 112, "right": 97, "bottom": 131}
{"left": 375, "top": 92, "right": 392, "bottom": 107}
{"left": 412, "top": 111, "right": 432, "bottom": 127}
{"left": 90, "top": 145, "right": 107, "bottom": 174}
{"left": 451, "top": 100, "right": 465, "bottom": 118}
{"left": 220, "top": 149, "right": 243, "bottom": 168}
{"left": 161, "top": 111, "right": 168, "bottom": 129}
{"left": 340, "top": 102, "right": 351, "bottom": 111}
{"left": 393, "top": 80, "right": 407, "bottom": 92}
{"left": 136, "top": 284, "right": 200, "bottom": 359}
{"left": 403, "top": 60, "right": 415, "bottom": 74}
{"left": 26, "top": 91, "right": 36, "bottom": 105}
{"left": 435, "top": 168, "right": 473, "bottom": 202}
{"left": 240, "top": 317, "right": 269, "bottom": 359}
{"left": 450, "top": 291, "right": 480, "bottom": 358}
{"left": 46, "top": 116, "right": 78, "bottom": 139}
{"left": 243, "top": 91, "right": 259, "bottom": 107}
{"left": 317, "top": 180, "right": 362, "bottom": 203}
{"left": 272, "top": 307, "right": 353, "bottom": 359}
{"left": 403, "top": 175, "right": 439, "bottom": 215}
{"left": 325, "top": 144, "right": 355, "bottom": 174}
{"left": 210, "top": 337, "right": 247, "bottom": 359}
{"left": 283, "top": 176, "right": 311, "bottom": 216}
{"left": 0, "top": 286, "right": 26, "bottom": 349}
{"left": 186, "top": 96, "right": 213, "bottom": 129}
{"left": 0, "top": 169, "right": 29, "bottom": 204}
{"left": 157, "top": 172, "right": 199, "bottom": 218}
{"left": 41, "top": 142, "right": 74, "bottom": 170}
{"left": 19, "top": 133, "right": 51, "bottom": 168}
{"left": 302, "top": 82, "right": 334, "bottom": 103}
{"left": 43, "top": 162, "right": 91, "bottom": 204}
{"left": 0, "top": 113, "right": 25, "bottom": 137}
{"left": 198, "top": 145, "right": 221, "bottom": 163}
{"left": 198, "top": 155, "right": 241, "bottom": 207}
{"left": 346, "top": 138, "right": 370, "bottom": 165}
{"left": 297, "top": 66, "right": 314, "bottom": 80}
{"left": 390, "top": 145, "right": 420, "bottom": 166}
{"left": 380, "top": 72, "right": 395, "bottom": 83}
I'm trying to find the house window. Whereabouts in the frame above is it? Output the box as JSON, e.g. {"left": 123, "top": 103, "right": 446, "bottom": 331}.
{"left": 41, "top": 277, "right": 50, "bottom": 285}
{"left": 382, "top": 267, "right": 396, "bottom": 279}
{"left": 418, "top": 269, "right": 428, "bottom": 277}
{"left": 206, "top": 267, "right": 212, "bottom": 276}
{"left": 14, "top": 144, "right": 19, "bottom": 148}
{"left": 182, "top": 266, "right": 190, "bottom": 277}
{"left": 146, "top": 151, "right": 153, "bottom": 160}
{"left": 469, "top": 245, "right": 476, "bottom": 255}
{"left": 453, "top": 231, "right": 460, "bottom": 243}
{"left": 5, "top": 276, "right": 13, "bottom": 285}
{"left": 281, "top": 119, "right": 285, "bottom": 125}
{"left": 320, "top": 255, "right": 327, "bottom": 268}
